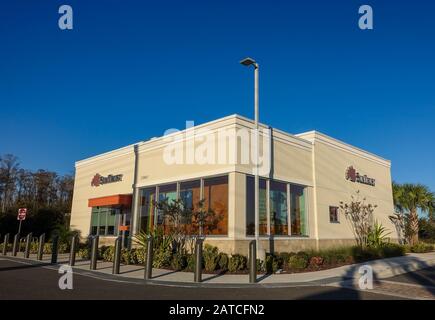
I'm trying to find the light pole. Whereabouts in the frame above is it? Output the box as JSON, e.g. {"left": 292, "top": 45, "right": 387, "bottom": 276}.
{"left": 240, "top": 57, "right": 264, "bottom": 260}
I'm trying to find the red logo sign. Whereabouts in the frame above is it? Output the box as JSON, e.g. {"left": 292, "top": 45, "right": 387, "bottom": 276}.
{"left": 17, "top": 208, "right": 27, "bottom": 221}
{"left": 91, "top": 174, "right": 101, "bottom": 187}
{"left": 345, "top": 166, "right": 375, "bottom": 187}
{"left": 345, "top": 166, "right": 357, "bottom": 182}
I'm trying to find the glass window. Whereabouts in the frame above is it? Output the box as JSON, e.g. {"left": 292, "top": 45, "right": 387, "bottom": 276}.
{"left": 106, "top": 209, "right": 117, "bottom": 235}
{"left": 203, "top": 176, "right": 228, "bottom": 235}
{"left": 290, "top": 185, "right": 306, "bottom": 236}
{"left": 329, "top": 206, "right": 339, "bottom": 223}
{"left": 90, "top": 207, "right": 99, "bottom": 236}
{"left": 139, "top": 187, "right": 156, "bottom": 233}
{"left": 158, "top": 183, "right": 177, "bottom": 230}
{"left": 90, "top": 206, "right": 119, "bottom": 236}
{"left": 270, "top": 181, "right": 288, "bottom": 235}
{"left": 180, "top": 180, "right": 201, "bottom": 234}
{"left": 245, "top": 176, "right": 267, "bottom": 236}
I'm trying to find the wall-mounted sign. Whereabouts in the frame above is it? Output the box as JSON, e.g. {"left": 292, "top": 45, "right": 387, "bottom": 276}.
{"left": 345, "top": 166, "right": 375, "bottom": 187}
{"left": 91, "top": 173, "right": 123, "bottom": 187}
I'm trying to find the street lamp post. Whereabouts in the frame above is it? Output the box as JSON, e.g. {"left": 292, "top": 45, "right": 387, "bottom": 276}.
{"left": 240, "top": 57, "right": 264, "bottom": 260}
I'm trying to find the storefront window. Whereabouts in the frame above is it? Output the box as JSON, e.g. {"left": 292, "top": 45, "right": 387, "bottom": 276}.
{"left": 270, "top": 181, "right": 288, "bottom": 235}
{"left": 139, "top": 187, "right": 156, "bottom": 233}
{"left": 180, "top": 180, "right": 201, "bottom": 233}
{"left": 245, "top": 176, "right": 267, "bottom": 236}
{"left": 158, "top": 183, "right": 177, "bottom": 230}
{"left": 290, "top": 185, "right": 306, "bottom": 236}
{"left": 90, "top": 207, "right": 119, "bottom": 236}
{"left": 203, "top": 176, "right": 228, "bottom": 235}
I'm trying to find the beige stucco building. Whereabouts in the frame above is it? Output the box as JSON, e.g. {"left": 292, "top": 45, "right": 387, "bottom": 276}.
{"left": 70, "top": 114, "right": 396, "bottom": 255}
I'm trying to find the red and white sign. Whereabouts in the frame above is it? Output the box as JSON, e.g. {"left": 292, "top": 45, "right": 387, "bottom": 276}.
{"left": 17, "top": 208, "right": 27, "bottom": 221}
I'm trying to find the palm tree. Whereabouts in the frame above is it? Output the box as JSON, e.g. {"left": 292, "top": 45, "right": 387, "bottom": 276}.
{"left": 392, "top": 182, "right": 435, "bottom": 245}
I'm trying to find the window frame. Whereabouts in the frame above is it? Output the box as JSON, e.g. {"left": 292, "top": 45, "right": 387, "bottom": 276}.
{"left": 136, "top": 174, "right": 229, "bottom": 237}
{"left": 329, "top": 206, "right": 340, "bottom": 224}
{"left": 245, "top": 175, "right": 310, "bottom": 238}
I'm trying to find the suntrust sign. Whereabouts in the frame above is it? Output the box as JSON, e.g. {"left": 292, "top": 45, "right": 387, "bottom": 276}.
{"left": 91, "top": 173, "right": 123, "bottom": 187}
{"left": 345, "top": 166, "right": 375, "bottom": 187}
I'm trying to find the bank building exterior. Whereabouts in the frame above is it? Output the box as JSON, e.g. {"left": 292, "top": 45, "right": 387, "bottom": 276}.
{"left": 70, "top": 114, "right": 396, "bottom": 254}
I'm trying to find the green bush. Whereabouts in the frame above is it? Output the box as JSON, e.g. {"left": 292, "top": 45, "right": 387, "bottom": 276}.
{"left": 316, "top": 247, "right": 353, "bottom": 266}
{"left": 278, "top": 252, "right": 291, "bottom": 270}
{"left": 256, "top": 259, "right": 265, "bottom": 273}
{"left": 265, "top": 254, "right": 282, "bottom": 273}
{"left": 288, "top": 254, "right": 309, "bottom": 270}
{"left": 58, "top": 243, "right": 68, "bottom": 254}
{"left": 351, "top": 246, "right": 380, "bottom": 262}
{"left": 203, "top": 244, "right": 219, "bottom": 272}
{"left": 380, "top": 243, "right": 406, "bottom": 257}
{"left": 134, "top": 248, "right": 146, "bottom": 265}
{"left": 217, "top": 252, "right": 229, "bottom": 271}
{"left": 153, "top": 248, "right": 172, "bottom": 268}
{"left": 43, "top": 243, "right": 52, "bottom": 254}
{"left": 228, "top": 254, "right": 247, "bottom": 272}
{"left": 171, "top": 253, "right": 188, "bottom": 270}
{"left": 409, "top": 242, "right": 434, "bottom": 253}
{"left": 78, "top": 248, "right": 90, "bottom": 259}
{"left": 186, "top": 254, "right": 196, "bottom": 272}
{"left": 101, "top": 246, "right": 115, "bottom": 262}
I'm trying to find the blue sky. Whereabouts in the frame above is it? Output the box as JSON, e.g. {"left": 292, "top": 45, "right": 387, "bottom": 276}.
{"left": 0, "top": 0, "right": 434, "bottom": 190}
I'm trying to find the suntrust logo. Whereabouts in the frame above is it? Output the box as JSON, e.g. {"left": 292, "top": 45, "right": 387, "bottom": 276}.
{"left": 345, "top": 166, "right": 375, "bottom": 187}
{"left": 162, "top": 121, "right": 271, "bottom": 176}
{"left": 91, "top": 173, "right": 123, "bottom": 187}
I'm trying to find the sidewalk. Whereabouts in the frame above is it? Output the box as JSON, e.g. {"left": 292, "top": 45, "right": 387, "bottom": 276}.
{"left": 3, "top": 251, "right": 435, "bottom": 285}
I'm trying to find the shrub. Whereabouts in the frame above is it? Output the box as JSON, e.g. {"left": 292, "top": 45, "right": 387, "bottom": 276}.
{"left": 153, "top": 248, "right": 172, "bottom": 268}
{"left": 203, "top": 244, "right": 219, "bottom": 272}
{"left": 171, "top": 253, "right": 188, "bottom": 270}
{"left": 217, "top": 252, "right": 229, "bottom": 271}
{"left": 380, "top": 243, "right": 406, "bottom": 258}
{"left": 351, "top": 246, "right": 380, "bottom": 262}
{"left": 78, "top": 248, "right": 90, "bottom": 259}
{"left": 288, "top": 254, "right": 308, "bottom": 270}
{"left": 265, "top": 254, "right": 282, "bottom": 273}
{"left": 409, "top": 242, "right": 434, "bottom": 253}
{"left": 316, "top": 247, "right": 353, "bottom": 266}
{"left": 186, "top": 254, "right": 196, "bottom": 272}
{"left": 43, "top": 243, "right": 52, "bottom": 254}
{"left": 121, "top": 249, "right": 134, "bottom": 265}
{"left": 102, "top": 246, "right": 115, "bottom": 262}
{"left": 134, "top": 248, "right": 146, "bottom": 265}
{"left": 278, "top": 252, "right": 291, "bottom": 270}
{"left": 256, "top": 259, "right": 265, "bottom": 273}
{"left": 228, "top": 254, "right": 247, "bottom": 272}
{"left": 309, "top": 256, "right": 324, "bottom": 269}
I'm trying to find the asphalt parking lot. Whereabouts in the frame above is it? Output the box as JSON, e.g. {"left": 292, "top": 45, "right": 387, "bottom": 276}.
{"left": 0, "top": 258, "right": 403, "bottom": 300}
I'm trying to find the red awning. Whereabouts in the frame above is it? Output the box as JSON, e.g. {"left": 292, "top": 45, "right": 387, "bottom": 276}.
{"left": 88, "top": 194, "right": 132, "bottom": 207}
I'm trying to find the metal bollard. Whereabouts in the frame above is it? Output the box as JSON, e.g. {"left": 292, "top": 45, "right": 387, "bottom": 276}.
{"left": 51, "top": 235, "right": 59, "bottom": 264}
{"left": 69, "top": 235, "right": 78, "bottom": 266}
{"left": 24, "top": 233, "right": 32, "bottom": 258}
{"left": 90, "top": 235, "right": 99, "bottom": 270}
{"left": 144, "top": 236, "right": 153, "bottom": 280}
{"left": 112, "top": 236, "right": 122, "bottom": 274}
{"left": 12, "top": 233, "right": 20, "bottom": 256}
{"left": 37, "top": 233, "right": 45, "bottom": 260}
{"left": 249, "top": 240, "right": 257, "bottom": 283}
{"left": 2, "top": 233, "right": 9, "bottom": 256}
{"left": 194, "top": 238, "right": 203, "bottom": 283}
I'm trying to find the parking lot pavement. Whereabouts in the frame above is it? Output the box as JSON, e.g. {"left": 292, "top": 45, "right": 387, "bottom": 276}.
{"left": 0, "top": 258, "right": 398, "bottom": 300}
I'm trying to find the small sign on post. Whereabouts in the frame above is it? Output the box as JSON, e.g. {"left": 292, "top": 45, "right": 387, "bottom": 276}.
{"left": 17, "top": 208, "right": 27, "bottom": 221}
{"left": 17, "top": 208, "right": 27, "bottom": 235}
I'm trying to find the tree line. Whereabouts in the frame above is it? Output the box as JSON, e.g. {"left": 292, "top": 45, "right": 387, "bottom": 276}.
{"left": 0, "top": 154, "right": 74, "bottom": 238}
